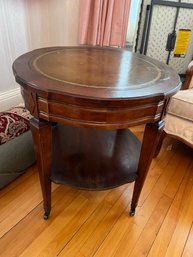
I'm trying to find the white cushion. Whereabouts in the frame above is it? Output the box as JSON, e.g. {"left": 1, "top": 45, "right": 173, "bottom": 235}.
{"left": 164, "top": 114, "right": 193, "bottom": 147}
{"left": 168, "top": 89, "right": 193, "bottom": 122}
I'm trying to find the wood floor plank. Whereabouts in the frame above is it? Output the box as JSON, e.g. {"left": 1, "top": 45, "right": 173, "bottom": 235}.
{"left": 0, "top": 126, "right": 193, "bottom": 257}
{"left": 164, "top": 162, "right": 193, "bottom": 257}
{"left": 137, "top": 141, "right": 185, "bottom": 209}
{"left": 98, "top": 143, "right": 193, "bottom": 257}
{"left": 147, "top": 161, "right": 193, "bottom": 257}
{"left": 137, "top": 147, "right": 174, "bottom": 206}
{"left": 133, "top": 148, "right": 186, "bottom": 229}
{"left": 0, "top": 166, "right": 59, "bottom": 239}
{"left": 0, "top": 185, "right": 79, "bottom": 257}
{"left": 0, "top": 172, "right": 42, "bottom": 239}
{"left": 182, "top": 222, "right": 193, "bottom": 257}
{"left": 19, "top": 185, "right": 126, "bottom": 257}
{"left": 91, "top": 165, "right": 175, "bottom": 257}
{"left": 93, "top": 212, "right": 134, "bottom": 257}
{"left": 19, "top": 194, "right": 89, "bottom": 257}
{"left": 92, "top": 194, "right": 171, "bottom": 257}
{"left": 164, "top": 148, "right": 192, "bottom": 199}
{"left": 58, "top": 185, "right": 132, "bottom": 257}
{"left": 114, "top": 195, "right": 171, "bottom": 257}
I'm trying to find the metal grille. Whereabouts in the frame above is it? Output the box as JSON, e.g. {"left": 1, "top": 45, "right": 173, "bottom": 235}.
{"left": 136, "top": 0, "right": 193, "bottom": 74}
{"left": 146, "top": 5, "right": 176, "bottom": 63}
{"left": 169, "top": 7, "right": 193, "bottom": 73}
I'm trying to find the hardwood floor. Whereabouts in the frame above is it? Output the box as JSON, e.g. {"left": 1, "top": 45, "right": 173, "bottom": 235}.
{"left": 0, "top": 126, "right": 193, "bottom": 257}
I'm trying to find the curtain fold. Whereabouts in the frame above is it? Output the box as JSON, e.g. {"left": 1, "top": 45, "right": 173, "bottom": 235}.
{"left": 79, "top": 0, "right": 131, "bottom": 47}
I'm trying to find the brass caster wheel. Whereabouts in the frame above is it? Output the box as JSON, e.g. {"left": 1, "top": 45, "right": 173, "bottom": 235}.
{"left": 43, "top": 211, "right": 50, "bottom": 220}
{"left": 129, "top": 209, "right": 135, "bottom": 217}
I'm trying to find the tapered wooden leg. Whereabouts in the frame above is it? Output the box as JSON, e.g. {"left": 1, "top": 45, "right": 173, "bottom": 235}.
{"left": 153, "top": 130, "right": 166, "bottom": 158}
{"left": 130, "top": 120, "right": 165, "bottom": 216}
{"left": 30, "top": 118, "right": 52, "bottom": 219}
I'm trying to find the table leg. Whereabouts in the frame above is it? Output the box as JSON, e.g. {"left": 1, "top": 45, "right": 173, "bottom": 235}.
{"left": 130, "top": 120, "right": 165, "bottom": 216}
{"left": 30, "top": 118, "right": 52, "bottom": 219}
{"left": 154, "top": 130, "right": 167, "bottom": 158}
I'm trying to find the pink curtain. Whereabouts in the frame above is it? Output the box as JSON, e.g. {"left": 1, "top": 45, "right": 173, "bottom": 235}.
{"left": 79, "top": 0, "right": 131, "bottom": 48}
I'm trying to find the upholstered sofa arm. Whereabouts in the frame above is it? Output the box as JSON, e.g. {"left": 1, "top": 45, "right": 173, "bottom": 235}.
{"left": 164, "top": 88, "right": 193, "bottom": 147}
{"left": 183, "top": 60, "right": 193, "bottom": 89}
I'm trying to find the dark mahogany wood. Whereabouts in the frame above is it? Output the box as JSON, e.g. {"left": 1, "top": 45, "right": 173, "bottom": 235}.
{"left": 12, "top": 46, "right": 181, "bottom": 219}
{"left": 51, "top": 125, "right": 141, "bottom": 189}
{"left": 13, "top": 46, "right": 181, "bottom": 129}
{"left": 130, "top": 120, "right": 165, "bottom": 216}
{"left": 30, "top": 118, "right": 52, "bottom": 219}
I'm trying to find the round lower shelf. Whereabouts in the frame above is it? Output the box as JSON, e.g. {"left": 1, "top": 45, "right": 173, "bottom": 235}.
{"left": 51, "top": 124, "right": 141, "bottom": 190}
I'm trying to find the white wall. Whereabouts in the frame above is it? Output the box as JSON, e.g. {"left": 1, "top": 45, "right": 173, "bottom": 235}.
{"left": 0, "top": 0, "right": 80, "bottom": 111}
{"left": 25, "top": 0, "right": 80, "bottom": 49}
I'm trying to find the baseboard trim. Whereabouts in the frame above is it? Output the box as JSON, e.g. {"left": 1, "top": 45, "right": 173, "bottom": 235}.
{"left": 0, "top": 88, "right": 23, "bottom": 111}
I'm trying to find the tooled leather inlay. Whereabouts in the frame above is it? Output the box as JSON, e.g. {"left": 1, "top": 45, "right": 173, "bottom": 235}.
{"left": 33, "top": 48, "right": 162, "bottom": 89}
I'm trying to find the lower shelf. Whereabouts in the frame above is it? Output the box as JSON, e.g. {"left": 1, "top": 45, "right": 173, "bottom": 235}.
{"left": 51, "top": 124, "right": 141, "bottom": 190}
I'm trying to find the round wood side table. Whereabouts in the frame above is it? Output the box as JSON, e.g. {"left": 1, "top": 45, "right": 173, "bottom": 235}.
{"left": 13, "top": 46, "right": 181, "bottom": 219}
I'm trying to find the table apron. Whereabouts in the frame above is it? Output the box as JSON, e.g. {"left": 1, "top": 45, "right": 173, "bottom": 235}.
{"left": 26, "top": 96, "right": 166, "bottom": 129}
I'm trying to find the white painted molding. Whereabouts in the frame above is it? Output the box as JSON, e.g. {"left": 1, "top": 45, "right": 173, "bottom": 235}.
{"left": 0, "top": 88, "right": 23, "bottom": 111}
